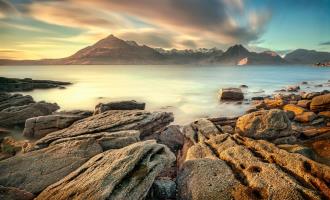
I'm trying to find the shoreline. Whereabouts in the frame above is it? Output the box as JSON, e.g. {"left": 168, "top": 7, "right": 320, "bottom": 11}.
{"left": 0, "top": 77, "right": 330, "bottom": 199}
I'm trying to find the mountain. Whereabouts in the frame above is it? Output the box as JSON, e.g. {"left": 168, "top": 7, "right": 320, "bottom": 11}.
{"left": 0, "top": 34, "right": 324, "bottom": 65}
{"left": 284, "top": 49, "right": 330, "bottom": 64}
{"left": 60, "top": 35, "right": 165, "bottom": 64}
{"left": 212, "top": 45, "right": 287, "bottom": 65}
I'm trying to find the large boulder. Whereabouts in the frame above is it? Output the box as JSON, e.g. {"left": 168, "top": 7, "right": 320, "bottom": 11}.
{"left": 283, "top": 104, "right": 306, "bottom": 116}
{"left": 0, "top": 93, "right": 34, "bottom": 111}
{"left": 294, "top": 112, "right": 317, "bottom": 123}
{"left": 23, "top": 112, "right": 90, "bottom": 138}
{"left": 0, "top": 102, "right": 60, "bottom": 127}
{"left": 35, "top": 140, "right": 176, "bottom": 200}
{"left": 235, "top": 109, "right": 292, "bottom": 140}
{"left": 310, "top": 93, "right": 330, "bottom": 112}
{"left": 0, "top": 139, "right": 102, "bottom": 194}
{"left": 177, "top": 123, "right": 330, "bottom": 200}
{"left": 218, "top": 88, "right": 244, "bottom": 101}
{"left": 94, "top": 100, "right": 145, "bottom": 114}
{"left": 32, "top": 110, "right": 173, "bottom": 150}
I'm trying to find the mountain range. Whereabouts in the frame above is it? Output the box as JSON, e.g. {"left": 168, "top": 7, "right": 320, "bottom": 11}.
{"left": 1, "top": 34, "right": 330, "bottom": 65}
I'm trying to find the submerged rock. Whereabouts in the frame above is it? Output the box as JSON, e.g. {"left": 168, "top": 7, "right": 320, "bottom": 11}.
{"left": 94, "top": 100, "right": 145, "bottom": 114}
{"left": 33, "top": 110, "right": 173, "bottom": 150}
{"left": 0, "top": 139, "right": 102, "bottom": 194}
{"left": 35, "top": 140, "right": 175, "bottom": 200}
{"left": 235, "top": 109, "right": 292, "bottom": 140}
{"left": 0, "top": 102, "right": 59, "bottom": 127}
{"left": 218, "top": 88, "right": 244, "bottom": 101}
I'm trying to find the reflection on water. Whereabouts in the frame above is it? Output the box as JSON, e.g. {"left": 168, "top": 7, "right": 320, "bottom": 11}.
{"left": 1, "top": 65, "right": 330, "bottom": 124}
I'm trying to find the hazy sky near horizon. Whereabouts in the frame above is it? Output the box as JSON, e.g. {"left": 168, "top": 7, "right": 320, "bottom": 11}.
{"left": 0, "top": 0, "right": 329, "bottom": 59}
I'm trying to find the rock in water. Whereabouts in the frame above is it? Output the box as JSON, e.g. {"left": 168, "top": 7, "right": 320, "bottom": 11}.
{"left": 94, "top": 100, "right": 145, "bottom": 114}
{"left": 23, "top": 113, "right": 90, "bottom": 138}
{"left": 0, "top": 139, "right": 102, "bottom": 194}
{"left": 35, "top": 140, "right": 176, "bottom": 200}
{"left": 33, "top": 110, "right": 173, "bottom": 150}
{"left": 235, "top": 109, "right": 292, "bottom": 140}
{"left": 218, "top": 88, "right": 244, "bottom": 101}
{"left": 0, "top": 102, "right": 60, "bottom": 127}
{"left": 310, "top": 93, "right": 330, "bottom": 112}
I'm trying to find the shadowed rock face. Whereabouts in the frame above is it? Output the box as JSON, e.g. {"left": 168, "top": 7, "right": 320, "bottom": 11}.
{"left": 0, "top": 93, "right": 34, "bottom": 111}
{"left": 32, "top": 110, "right": 173, "bottom": 150}
{"left": 0, "top": 139, "right": 103, "bottom": 194}
{"left": 0, "top": 102, "right": 60, "bottom": 127}
{"left": 0, "top": 186, "right": 34, "bottom": 200}
{"left": 235, "top": 109, "right": 292, "bottom": 140}
{"left": 177, "top": 118, "right": 330, "bottom": 200}
{"left": 35, "top": 140, "right": 176, "bottom": 200}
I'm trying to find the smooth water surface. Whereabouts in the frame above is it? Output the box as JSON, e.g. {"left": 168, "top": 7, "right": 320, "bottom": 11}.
{"left": 1, "top": 65, "right": 330, "bottom": 124}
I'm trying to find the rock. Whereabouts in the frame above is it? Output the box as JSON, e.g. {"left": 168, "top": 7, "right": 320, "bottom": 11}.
{"left": 310, "top": 93, "right": 330, "bottom": 112}
{"left": 0, "top": 139, "right": 102, "bottom": 194}
{"left": 157, "top": 125, "right": 184, "bottom": 154}
{"left": 147, "top": 179, "right": 177, "bottom": 200}
{"left": 218, "top": 88, "right": 244, "bottom": 101}
{"left": 23, "top": 113, "right": 90, "bottom": 138}
{"left": 251, "top": 96, "right": 264, "bottom": 100}
{"left": 285, "top": 110, "right": 295, "bottom": 120}
{"left": 178, "top": 126, "right": 330, "bottom": 199}
{"left": 277, "top": 144, "right": 316, "bottom": 160}
{"left": 294, "top": 112, "right": 317, "bottom": 123}
{"left": 297, "top": 100, "right": 312, "bottom": 109}
{"left": 0, "top": 102, "right": 60, "bottom": 127}
{"left": 272, "top": 135, "right": 298, "bottom": 144}
{"left": 283, "top": 104, "right": 306, "bottom": 116}
{"left": 221, "top": 125, "right": 234, "bottom": 134}
{"left": 311, "top": 118, "right": 325, "bottom": 125}
{"left": 0, "top": 127, "right": 10, "bottom": 135}
{"left": 315, "top": 84, "right": 323, "bottom": 87}
{"left": 49, "top": 130, "right": 140, "bottom": 151}
{"left": 94, "top": 100, "right": 145, "bottom": 115}
{"left": 319, "top": 111, "right": 330, "bottom": 118}
{"left": 33, "top": 110, "right": 173, "bottom": 150}
{"left": 35, "top": 140, "right": 175, "bottom": 200}
{"left": 0, "top": 186, "right": 34, "bottom": 200}
{"left": 239, "top": 84, "right": 248, "bottom": 88}
{"left": 263, "top": 99, "right": 286, "bottom": 109}
{"left": 302, "top": 92, "right": 321, "bottom": 100}
{"left": 0, "top": 77, "right": 71, "bottom": 92}
{"left": 275, "top": 93, "right": 301, "bottom": 101}
{"left": 300, "top": 126, "right": 330, "bottom": 137}
{"left": 0, "top": 93, "right": 34, "bottom": 111}
{"left": 235, "top": 109, "right": 292, "bottom": 140}
{"left": 287, "top": 85, "right": 300, "bottom": 92}
{"left": 54, "top": 109, "right": 93, "bottom": 118}
{"left": 0, "top": 137, "right": 31, "bottom": 159}
{"left": 301, "top": 81, "right": 308, "bottom": 84}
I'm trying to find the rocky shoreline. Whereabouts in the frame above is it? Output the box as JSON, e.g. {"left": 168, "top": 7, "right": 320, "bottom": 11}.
{"left": 0, "top": 79, "right": 330, "bottom": 200}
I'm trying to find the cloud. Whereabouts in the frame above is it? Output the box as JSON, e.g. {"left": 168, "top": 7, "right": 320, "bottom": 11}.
{"left": 319, "top": 41, "right": 330, "bottom": 45}
{"left": 0, "top": 0, "right": 19, "bottom": 18}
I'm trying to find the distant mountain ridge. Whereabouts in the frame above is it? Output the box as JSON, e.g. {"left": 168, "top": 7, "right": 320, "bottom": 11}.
{"left": 0, "top": 34, "right": 329, "bottom": 65}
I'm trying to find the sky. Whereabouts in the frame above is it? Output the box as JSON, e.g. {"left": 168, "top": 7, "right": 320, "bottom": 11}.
{"left": 0, "top": 0, "right": 329, "bottom": 59}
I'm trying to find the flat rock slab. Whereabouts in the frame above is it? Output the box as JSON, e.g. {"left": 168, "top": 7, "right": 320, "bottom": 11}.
{"left": 218, "top": 88, "right": 244, "bottom": 101}
{"left": 0, "top": 102, "right": 60, "bottom": 127}
{"left": 35, "top": 140, "right": 175, "bottom": 200}
{"left": 33, "top": 110, "right": 173, "bottom": 150}
{"left": 0, "top": 139, "right": 102, "bottom": 194}
{"left": 94, "top": 100, "right": 145, "bottom": 114}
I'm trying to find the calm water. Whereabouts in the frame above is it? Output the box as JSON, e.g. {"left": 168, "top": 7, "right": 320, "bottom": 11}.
{"left": 1, "top": 65, "right": 330, "bottom": 124}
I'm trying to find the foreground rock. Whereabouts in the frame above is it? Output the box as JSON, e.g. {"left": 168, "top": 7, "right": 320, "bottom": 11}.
{"left": 94, "top": 100, "right": 145, "bottom": 114}
{"left": 36, "top": 140, "right": 175, "bottom": 200}
{"left": 218, "top": 88, "right": 244, "bottom": 101}
{"left": 235, "top": 109, "right": 292, "bottom": 140}
{"left": 311, "top": 93, "right": 330, "bottom": 112}
{"left": 0, "top": 137, "right": 31, "bottom": 160}
{"left": 0, "top": 102, "right": 59, "bottom": 127}
{"left": 0, "top": 139, "right": 102, "bottom": 194}
{"left": 0, "top": 186, "right": 34, "bottom": 200}
{"left": 0, "top": 93, "right": 34, "bottom": 111}
{"left": 33, "top": 110, "right": 173, "bottom": 150}
{"left": 23, "top": 111, "right": 91, "bottom": 138}
{"left": 0, "top": 77, "right": 71, "bottom": 92}
{"left": 177, "top": 119, "right": 330, "bottom": 199}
